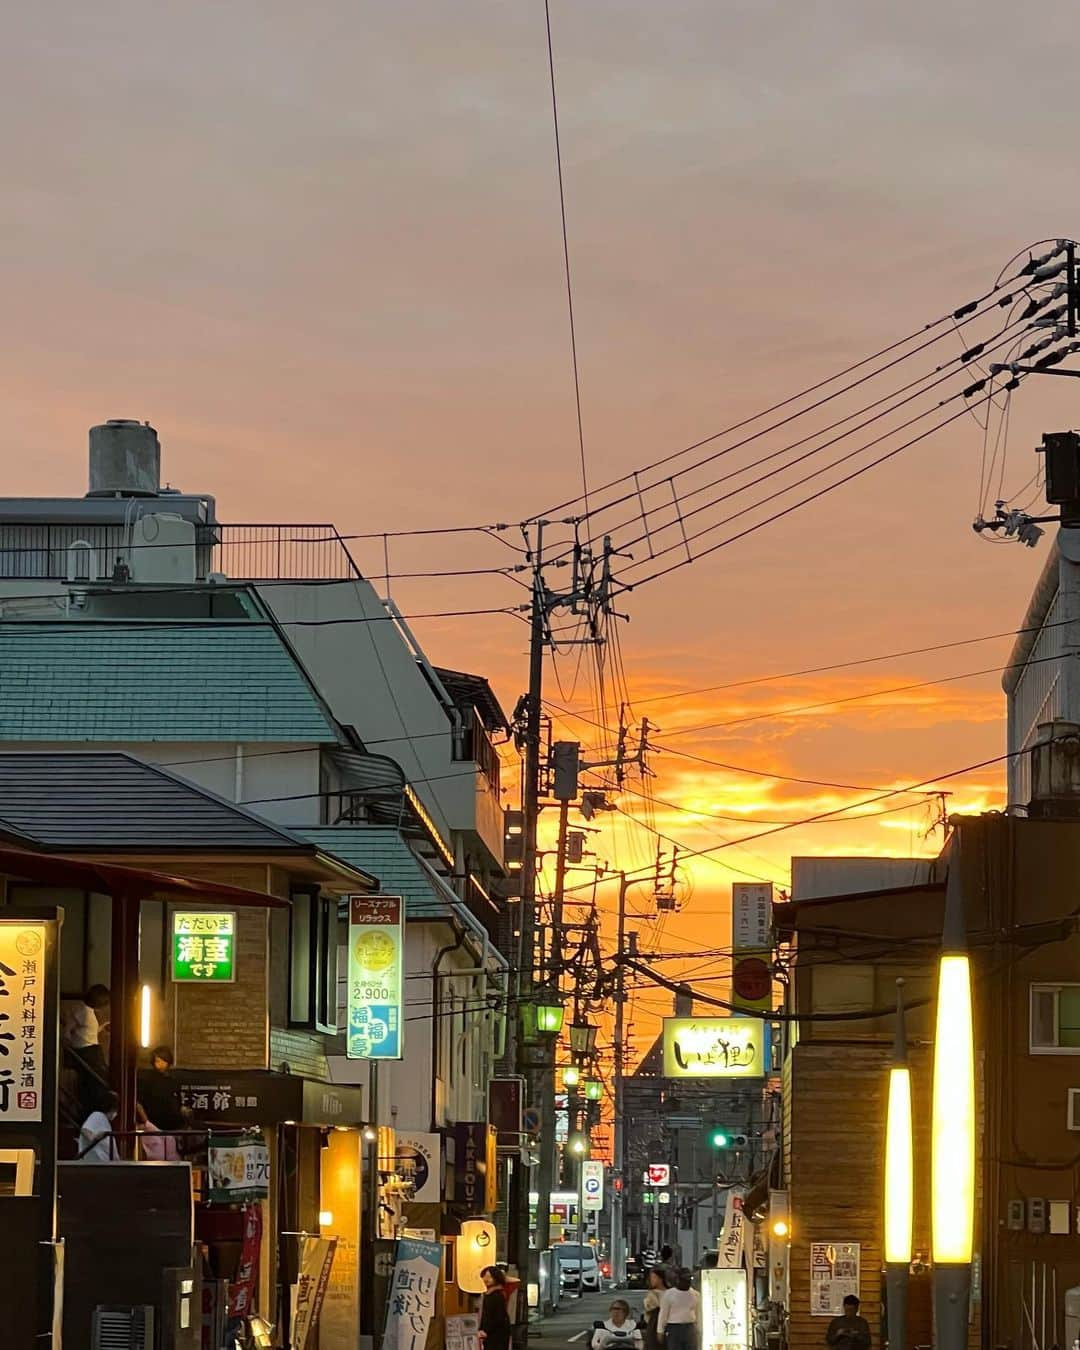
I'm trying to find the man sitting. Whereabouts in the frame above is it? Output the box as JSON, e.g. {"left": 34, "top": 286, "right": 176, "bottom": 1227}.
{"left": 592, "top": 1300, "right": 643, "bottom": 1350}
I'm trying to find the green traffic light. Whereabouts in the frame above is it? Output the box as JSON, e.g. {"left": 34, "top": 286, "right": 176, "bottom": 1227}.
{"left": 709, "top": 1129, "right": 730, "bottom": 1149}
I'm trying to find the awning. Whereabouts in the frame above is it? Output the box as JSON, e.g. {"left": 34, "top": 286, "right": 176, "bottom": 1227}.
{"left": 0, "top": 844, "right": 290, "bottom": 907}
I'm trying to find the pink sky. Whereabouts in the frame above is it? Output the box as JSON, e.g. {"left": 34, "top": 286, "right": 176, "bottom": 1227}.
{"left": 5, "top": 0, "right": 1078, "bottom": 1062}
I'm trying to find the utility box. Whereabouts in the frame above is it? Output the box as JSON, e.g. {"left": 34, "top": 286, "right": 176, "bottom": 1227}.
{"left": 1040, "top": 431, "right": 1080, "bottom": 523}
{"left": 1028, "top": 1197, "right": 1049, "bottom": 1234}
{"left": 1007, "top": 1199, "right": 1025, "bottom": 1231}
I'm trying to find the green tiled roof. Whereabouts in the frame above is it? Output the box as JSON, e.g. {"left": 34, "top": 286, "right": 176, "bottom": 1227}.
{"left": 300, "top": 827, "right": 453, "bottom": 920}
{"left": 0, "top": 622, "right": 337, "bottom": 743}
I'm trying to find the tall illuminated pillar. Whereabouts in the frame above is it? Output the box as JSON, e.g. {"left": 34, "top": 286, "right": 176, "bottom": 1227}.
{"left": 884, "top": 979, "right": 912, "bottom": 1350}
{"left": 932, "top": 851, "right": 975, "bottom": 1350}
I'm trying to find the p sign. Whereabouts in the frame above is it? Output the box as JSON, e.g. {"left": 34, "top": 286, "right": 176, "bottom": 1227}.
{"left": 647, "top": 1163, "right": 670, "bottom": 1186}
{"left": 582, "top": 1160, "right": 604, "bottom": 1211}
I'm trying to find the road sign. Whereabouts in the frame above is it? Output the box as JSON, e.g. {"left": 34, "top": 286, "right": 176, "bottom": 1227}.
{"left": 523, "top": 1106, "right": 541, "bottom": 1135}
{"left": 582, "top": 1160, "right": 604, "bottom": 1211}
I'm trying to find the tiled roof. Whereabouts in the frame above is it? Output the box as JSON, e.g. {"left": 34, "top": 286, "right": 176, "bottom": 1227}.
{"left": 0, "top": 752, "right": 317, "bottom": 852}
{"left": 0, "top": 622, "right": 337, "bottom": 742}
{"left": 299, "top": 827, "right": 454, "bottom": 920}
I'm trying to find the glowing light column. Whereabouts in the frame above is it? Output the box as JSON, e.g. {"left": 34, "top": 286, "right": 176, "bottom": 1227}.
{"left": 932, "top": 854, "right": 975, "bottom": 1350}
{"left": 884, "top": 980, "right": 912, "bottom": 1350}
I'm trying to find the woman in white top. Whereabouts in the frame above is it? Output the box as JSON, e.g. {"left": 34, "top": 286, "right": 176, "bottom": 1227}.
{"left": 79, "top": 1092, "right": 119, "bottom": 1162}
{"left": 657, "top": 1271, "right": 699, "bottom": 1350}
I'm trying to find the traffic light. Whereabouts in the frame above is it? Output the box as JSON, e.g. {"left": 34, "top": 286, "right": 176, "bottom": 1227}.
{"left": 708, "top": 1128, "right": 730, "bottom": 1149}
{"left": 551, "top": 742, "right": 581, "bottom": 802}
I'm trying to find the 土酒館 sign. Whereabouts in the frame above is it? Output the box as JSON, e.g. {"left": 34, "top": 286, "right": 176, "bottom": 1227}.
{"left": 171, "top": 911, "right": 236, "bottom": 982}
{"left": 662, "top": 1016, "right": 765, "bottom": 1079}
{"left": 347, "top": 896, "right": 404, "bottom": 1060}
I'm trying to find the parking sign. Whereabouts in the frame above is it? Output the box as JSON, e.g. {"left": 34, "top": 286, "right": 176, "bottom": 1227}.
{"left": 582, "top": 1160, "right": 604, "bottom": 1211}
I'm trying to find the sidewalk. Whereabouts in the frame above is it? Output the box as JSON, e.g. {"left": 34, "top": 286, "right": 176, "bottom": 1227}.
{"left": 528, "top": 1289, "right": 635, "bottom": 1350}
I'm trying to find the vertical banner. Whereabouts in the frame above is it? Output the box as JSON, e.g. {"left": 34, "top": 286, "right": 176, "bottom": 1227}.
{"left": 292, "top": 1235, "right": 338, "bottom": 1349}
{"left": 582, "top": 1160, "right": 604, "bottom": 1211}
{"left": 700, "top": 1268, "right": 749, "bottom": 1350}
{"left": 454, "top": 1122, "right": 497, "bottom": 1211}
{"left": 347, "top": 896, "right": 404, "bottom": 1060}
{"left": 717, "top": 1188, "right": 747, "bottom": 1269}
{"left": 383, "top": 1236, "right": 442, "bottom": 1350}
{"left": 0, "top": 922, "right": 47, "bottom": 1121}
{"left": 227, "top": 1204, "right": 262, "bottom": 1319}
{"left": 731, "top": 883, "right": 773, "bottom": 952}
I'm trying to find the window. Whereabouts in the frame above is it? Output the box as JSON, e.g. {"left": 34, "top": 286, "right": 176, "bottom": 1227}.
{"left": 288, "top": 890, "right": 340, "bottom": 1034}
{"left": 1030, "top": 984, "right": 1080, "bottom": 1053}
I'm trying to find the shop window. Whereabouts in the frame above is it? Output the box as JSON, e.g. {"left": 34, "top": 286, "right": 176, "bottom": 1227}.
{"left": 1030, "top": 984, "right": 1080, "bottom": 1053}
{"left": 288, "top": 890, "right": 339, "bottom": 1035}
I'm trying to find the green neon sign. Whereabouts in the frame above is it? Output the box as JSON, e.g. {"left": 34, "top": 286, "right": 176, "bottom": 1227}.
{"left": 171, "top": 911, "right": 236, "bottom": 983}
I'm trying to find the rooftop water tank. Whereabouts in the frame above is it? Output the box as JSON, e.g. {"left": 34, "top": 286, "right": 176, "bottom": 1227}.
{"left": 87, "top": 420, "right": 161, "bottom": 497}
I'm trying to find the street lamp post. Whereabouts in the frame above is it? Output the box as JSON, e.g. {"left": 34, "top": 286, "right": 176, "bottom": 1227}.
{"left": 884, "top": 980, "right": 913, "bottom": 1350}
{"left": 931, "top": 849, "right": 975, "bottom": 1350}
{"left": 569, "top": 1131, "right": 589, "bottom": 1299}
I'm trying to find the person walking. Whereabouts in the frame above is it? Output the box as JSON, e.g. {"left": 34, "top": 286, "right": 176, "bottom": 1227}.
{"left": 479, "top": 1266, "right": 512, "bottom": 1350}
{"left": 642, "top": 1267, "right": 670, "bottom": 1350}
{"left": 657, "top": 1269, "right": 699, "bottom": 1350}
{"left": 825, "top": 1296, "right": 871, "bottom": 1350}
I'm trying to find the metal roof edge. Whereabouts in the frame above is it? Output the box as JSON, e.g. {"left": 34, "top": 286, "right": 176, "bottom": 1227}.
{"left": 1004, "top": 537, "right": 1062, "bottom": 694}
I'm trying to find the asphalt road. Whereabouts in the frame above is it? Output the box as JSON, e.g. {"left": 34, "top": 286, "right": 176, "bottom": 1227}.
{"left": 528, "top": 1288, "right": 650, "bottom": 1350}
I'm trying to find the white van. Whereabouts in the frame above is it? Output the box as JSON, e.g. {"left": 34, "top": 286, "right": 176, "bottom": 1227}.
{"left": 555, "top": 1242, "right": 601, "bottom": 1292}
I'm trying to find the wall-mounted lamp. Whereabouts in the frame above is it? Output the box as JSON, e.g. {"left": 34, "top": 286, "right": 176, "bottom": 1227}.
{"left": 139, "top": 984, "right": 153, "bottom": 1050}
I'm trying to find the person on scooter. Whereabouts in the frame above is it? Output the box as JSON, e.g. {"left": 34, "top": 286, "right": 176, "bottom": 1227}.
{"left": 592, "top": 1299, "right": 644, "bottom": 1350}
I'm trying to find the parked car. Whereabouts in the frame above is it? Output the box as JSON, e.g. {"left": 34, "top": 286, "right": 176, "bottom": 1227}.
{"left": 555, "top": 1242, "right": 601, "bottom": 1292}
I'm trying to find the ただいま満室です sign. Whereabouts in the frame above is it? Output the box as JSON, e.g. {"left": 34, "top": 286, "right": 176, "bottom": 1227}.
{"left": 171, "top": 911, "right": 237, "bottom": 982}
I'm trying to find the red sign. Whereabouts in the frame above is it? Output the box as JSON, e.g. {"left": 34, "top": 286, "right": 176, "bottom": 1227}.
{"left": 647, "top": 1163, "right": 670, "bottom": 1186}
{"left": 733, "top": 956, "right": 771, "bottom": 1003}
{"left": 228, "top": 1204, "right": 262, "bottom": 1318}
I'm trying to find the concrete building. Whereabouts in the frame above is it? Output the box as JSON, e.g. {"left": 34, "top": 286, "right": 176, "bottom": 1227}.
{"left": 777, "top": 727, "right": 1080, "bottom": 1350}
{"left": 0, "top": 421, "right": 513, "bottom": 1242}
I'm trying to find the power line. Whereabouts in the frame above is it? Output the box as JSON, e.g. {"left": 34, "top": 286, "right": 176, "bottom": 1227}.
{"left": 562, "top": 742, "right": 1030, "bottom": 896}
{"left": 659, "top": 648, "right": 1074, "bottom": 739}
{"left": 543, "top": 0, "right": 589, "bottom": 513}
{"left": 627, "top": 615, "right": 1078, "bottom": 709}
{"left": 0, "top": 609, "right": 525, "bottom": 632}
{"left": 533, "top": 251, "right": 1053, "bottom": 524}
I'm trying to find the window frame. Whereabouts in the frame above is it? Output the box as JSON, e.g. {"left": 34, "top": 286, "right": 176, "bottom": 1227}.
{"left": 1029, "top": 982, "right": 1080, "bottom": 1055}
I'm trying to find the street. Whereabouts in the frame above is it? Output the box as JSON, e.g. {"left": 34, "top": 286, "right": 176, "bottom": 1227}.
{"left": 530, "top": 1290, "right": 638, "bottom": 1350}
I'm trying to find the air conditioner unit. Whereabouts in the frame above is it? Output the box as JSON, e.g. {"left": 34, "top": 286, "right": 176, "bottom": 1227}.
{"left": 91, "top": 1305, "right": 155, "bottom": 1349}
{"left": 1067, "top": 1088, "right": 1080, "bottom": 1131}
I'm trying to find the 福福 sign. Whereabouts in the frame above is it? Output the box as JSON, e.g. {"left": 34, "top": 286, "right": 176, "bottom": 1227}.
{"left": 0, "top": 921, "right": 47, "bottom": 1121}
{"left": 171, "top": 911, "right": 236, "bottom": 982}
{"left": 663, "top": 1017, "right": 765, "bottom": 1079}
{"left": 347, "top": 895, "right": 404, "bottom": 1060}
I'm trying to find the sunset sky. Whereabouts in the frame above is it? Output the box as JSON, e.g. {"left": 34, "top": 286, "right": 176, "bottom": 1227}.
{"left": 5, "top": 1, "right": 1079, "bottom": 1073}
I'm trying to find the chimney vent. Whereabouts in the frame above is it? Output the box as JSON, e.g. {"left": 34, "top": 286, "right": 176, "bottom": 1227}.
{"left": 87, "top": 420, "right": 161, "bottom": 498}
{"left": 1029, "top": 720, "right": 1080, "bottom": 818}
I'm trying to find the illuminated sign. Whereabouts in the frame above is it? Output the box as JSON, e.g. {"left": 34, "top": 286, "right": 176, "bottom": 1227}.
{"left": 171, "top": 911, "right": 236, "bottom": 983}
{"left": 700, "top": 1267, "right": 748, "bottom": 1350}
{"left": 0, "top": 921, "right": 46, "bottom": 1120}
{"left": 347, "top": 896, "right": 404, "bottom": 1060}
{"left": 662, "top": 1017, "right": 765, "bottom": 1079}
{"left": 646, "top": 1163, "right": 670, "bottom": 1186}
{"left": 582, "top": 1160, "right": 604, "bottom": 1211}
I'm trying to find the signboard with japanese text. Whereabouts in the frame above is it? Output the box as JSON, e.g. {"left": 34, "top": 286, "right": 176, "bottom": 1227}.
{"left": 582, "top": 1159, "right": 604, "bottom": 1211}
{"left": 171, "top": 911, "right": 236, "bottom": 983}
{"left": 0, "top": 921, "right": 46, "bottom": 1121}
{"left": 383, "top": 1236, "right": 441, "bottom": 1350}
{"left": 731, "top": 953, "right": 773, "bottom": 1013}
{"left": 663, "top": 1017, "right": 766, "bottom": 1079}
{"left": 395, "top": 1131, "right": 442, "bottom": 1204}
{"left": 810, "top": 1242, "right": 860, "bottom": 1316}
{"left": 700, "top": 1267, "right": 748, "bottom": 1350}
{"left": 445, "top": 1313, "right": 482, "bottom": 1350}
{"left": 292, "top": 1235, "right": 338, "bottom": 1350}
{"left": 731, "top": 883, "right": 773, "bottom": 952}
{"left": 228, "top": 1204, "right": 262, "bottom": 1318}
{"left": 718, "top": 1188, "right": 747, "bottom": 1269}
{"left": 347, "top": 896, "right": 404, "bottom": 1060}
{"left": 208, "top": 1132, "right": 270, "bottom": 1203}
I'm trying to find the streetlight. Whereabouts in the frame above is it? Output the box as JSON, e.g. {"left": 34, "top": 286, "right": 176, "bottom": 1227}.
{"left": 535, "top": 995, "right": 565, "bottom": 1036}
{"left": 885, "top": 980, "right": 913, "bottom": 1350}
{"left": 932, "top": 852, "right": 975, "bottom": 1350}
{"left": 562, "top": 1065, "right": 581, "bottom": 1089}
{"left": 570, "top": 1019, "right": 598, "bottom": 1056}
{"left": 568, "top": 1132, "right": 590, "bottom": 1297}
{"left": 583, "top": 1079, "right": 603, "bottom": 1102}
